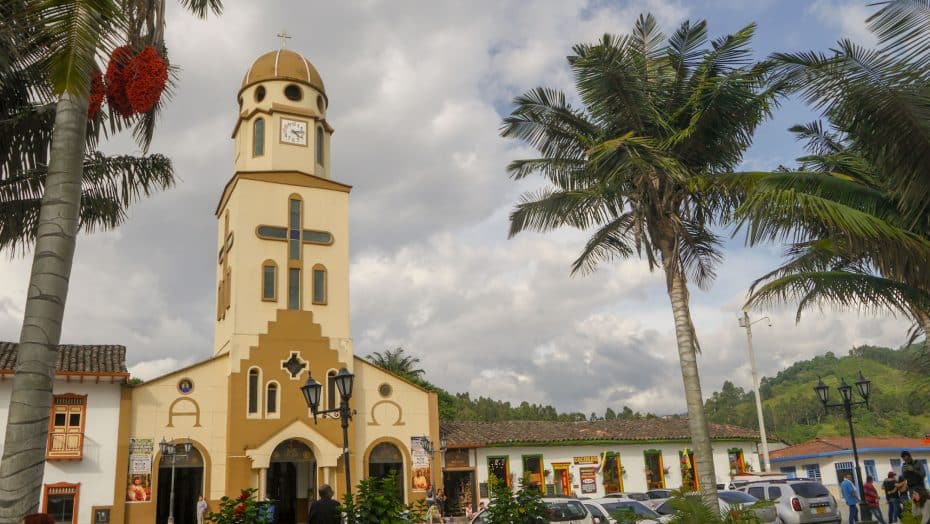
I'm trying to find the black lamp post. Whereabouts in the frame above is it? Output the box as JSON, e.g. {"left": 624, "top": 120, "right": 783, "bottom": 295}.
{"left": 814, "top": 371, "right": 871, "bottom": 522}
{"left": 302, "top": 368, "right": 355, "bottom": 497}
{"left": 421, "top": 433, "right": 448, "bottom": 491}
{"left": 159, "top": 437, "right": 193, "bottom": 524}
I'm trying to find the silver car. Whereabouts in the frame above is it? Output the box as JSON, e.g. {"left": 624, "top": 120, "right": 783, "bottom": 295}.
{"left": 470, "top": 497, "right": 594, "bottom": 524}
{"left": 739, "top": 480, "right": 841, "bottom": 524}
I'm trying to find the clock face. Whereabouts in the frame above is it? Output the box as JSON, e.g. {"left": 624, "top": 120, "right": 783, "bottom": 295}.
{"left": 280, "top": 118, "right": 308, "bottom": 146}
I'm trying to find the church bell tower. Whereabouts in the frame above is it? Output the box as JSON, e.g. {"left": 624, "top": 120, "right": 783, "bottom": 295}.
{"left": 213, "top": 47, "right": 352, "bottom": 363}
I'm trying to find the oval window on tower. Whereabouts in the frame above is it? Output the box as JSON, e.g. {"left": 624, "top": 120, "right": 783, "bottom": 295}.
{"left": 284, "top": 84, "right": 302, "bottom": 101}
{"left": 317, "top": 95, "right": 325, "bottom": 113}
{"left": 255, "top": 85, "right": 266, "bottom": 102}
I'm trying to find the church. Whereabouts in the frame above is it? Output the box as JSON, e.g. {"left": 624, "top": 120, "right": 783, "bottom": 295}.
{"left": 110, "top": 47, "right": 440, "bottom": 524}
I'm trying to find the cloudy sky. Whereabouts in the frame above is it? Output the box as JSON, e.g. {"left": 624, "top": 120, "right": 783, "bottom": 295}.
{"left": 0, "top": 0, "right": 912, "bottom": 415}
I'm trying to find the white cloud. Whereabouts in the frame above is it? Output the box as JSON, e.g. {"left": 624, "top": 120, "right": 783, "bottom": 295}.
{"left": 0, "top": 0, "right": 913, "bottom": 417}
{"left": 808, "top": 0, "right": 877, "bottom": 47}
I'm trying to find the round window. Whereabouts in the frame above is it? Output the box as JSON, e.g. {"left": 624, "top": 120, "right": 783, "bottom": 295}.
{"left": 255, "top": 85, "right": 266, "bottom": 102}
{"left": 378, "top": 383, "right": 393, "bottom": 398}
{"left": 284, "top": 84, "right": 302, "bottom": 101}
{"left": 317, "top": 95, "right": 325, "bottom": 113}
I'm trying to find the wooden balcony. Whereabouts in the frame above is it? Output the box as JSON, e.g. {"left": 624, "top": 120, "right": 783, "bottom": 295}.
{"left": 46, "top": 431, "right": 83, "bottom": 460}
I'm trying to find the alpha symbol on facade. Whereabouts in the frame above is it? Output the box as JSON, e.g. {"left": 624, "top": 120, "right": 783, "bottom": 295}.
{"left": 281, "top": 351, "right": 308, "bottom": 379}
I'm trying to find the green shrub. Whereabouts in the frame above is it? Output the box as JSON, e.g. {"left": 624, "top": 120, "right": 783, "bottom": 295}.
{"left": 483, "top": 474, "right": 547, "bottom": 524}
{"left": 206, "top": 488, "right": 273, "bottom": 524}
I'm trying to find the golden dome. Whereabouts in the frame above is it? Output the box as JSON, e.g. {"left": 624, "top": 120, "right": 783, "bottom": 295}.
{"left": 241, "top": 49, "right": 325, "bottom": 94}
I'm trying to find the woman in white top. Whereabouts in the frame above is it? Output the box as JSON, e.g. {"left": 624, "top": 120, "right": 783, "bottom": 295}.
{"left": 912, "top": 486, "right": 930, "bottom": 524}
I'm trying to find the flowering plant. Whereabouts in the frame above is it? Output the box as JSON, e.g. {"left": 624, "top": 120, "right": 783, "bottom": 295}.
{"left": 206, "top": 488, "right": 273, "bottom": 524}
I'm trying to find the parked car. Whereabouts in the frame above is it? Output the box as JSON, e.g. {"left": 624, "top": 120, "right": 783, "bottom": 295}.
{"left": 603, "top": 492, "right": 649, "bottom": 501}
{"left": 737, "top": 480, "right": 840, "bottom": 524}
{"left": 583, "top": 498, "right": 670, "bottom": 524}
{"left": 646, "top": 489, "right": 672, "bottom": 499}
{"left": 650, "top": 491, "right": 776, "bottom": 523}
{"left": 470, "top": 497, "right": 593, "bottom": 524}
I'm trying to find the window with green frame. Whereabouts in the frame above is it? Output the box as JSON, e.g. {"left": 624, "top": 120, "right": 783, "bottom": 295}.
{"left": 488, "top": 456, "right": 510, "bottom": 487}
{"left": 522, "top": 454, "right": 543, "bottom": 490}
{"left": 603, "top": 452, "right": 623, "bottom": 493}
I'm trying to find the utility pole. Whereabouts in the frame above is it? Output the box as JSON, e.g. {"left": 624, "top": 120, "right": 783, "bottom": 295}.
{"left": 739, "top": 310, "right": 771, "bottom": 472}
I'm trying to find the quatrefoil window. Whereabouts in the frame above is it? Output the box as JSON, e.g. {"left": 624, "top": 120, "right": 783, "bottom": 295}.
{"left": 281, "top": 352, "right": 308, "bottom": 379}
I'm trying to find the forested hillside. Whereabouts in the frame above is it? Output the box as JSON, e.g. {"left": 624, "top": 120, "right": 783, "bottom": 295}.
{"left": 704, "top": 344, "right": 930, "bottom": 444}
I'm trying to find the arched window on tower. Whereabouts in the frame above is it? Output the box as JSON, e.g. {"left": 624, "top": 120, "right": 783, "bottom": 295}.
{"left": 247, "top": 368, "right": 261, "bottom": 416}
{"left": 266, "top": 382, "right": 279, "bottom": 417}
{"left": 253, "top": 118, "right": 265, "bottom": 157}
{"left": 316, "top": 125, "right": 324, "bottom": 166}
{"left": 262, "top": 260, "right": 277, "bottom": 302}
{"left": 326, "top": 369, "right": 337, "bottom": 410}
{"left": 312, "top": 264, "right": 327, "bottom": 305}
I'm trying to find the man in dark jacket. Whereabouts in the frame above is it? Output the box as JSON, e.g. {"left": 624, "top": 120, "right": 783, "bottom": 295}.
{"left": 884, "top": 471, "right": 902, "bottom": 523}
{"left": 308, "top": 484, "right": 341, "bottom": 524}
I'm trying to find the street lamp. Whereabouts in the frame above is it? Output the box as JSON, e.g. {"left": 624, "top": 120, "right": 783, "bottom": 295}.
{"left": 421, "top": 433, "right": 448, "bottom": 486}
{"left": 302, "top": 367, "right": 355, "bottom": 497}
{"left": 739, "top": 310, "right": 773, "bottom": 471}
{"left": 159, "top": 436, "right": 193, "bottom": 524}
{"left": 814, "top": 372, "right": 872, "bottom": 522}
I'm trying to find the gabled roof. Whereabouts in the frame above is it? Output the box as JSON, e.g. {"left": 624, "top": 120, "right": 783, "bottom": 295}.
{"left": 0, "top": 342, "right": 129, "bottom": 376}
{"left": 770, "top": 436, "right": 930, "bottom": 462}
{"left": 441, "top": 419, "right": 760, "bottom": 448}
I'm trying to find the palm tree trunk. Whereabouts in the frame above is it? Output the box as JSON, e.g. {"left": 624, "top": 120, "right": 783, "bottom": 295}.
{"left": 0, "top": 91, "right": 88, "bottom": 523}
{"left": 665, "top": 267, "right": 719, "bottom": 506}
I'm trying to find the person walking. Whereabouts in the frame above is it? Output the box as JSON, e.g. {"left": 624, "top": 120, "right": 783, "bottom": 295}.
{"left": 885, "top": 471, "right": 902, "bottom": 523}
{"left": 841, "top": 473, "right": 860, "bottom": 524}
{"left": 308, "top": 484, "right": 341, "bottom": 524}
{"left": 897, "top": 451, "right": 927, "bottom": 494}
{"left": 864, "top": 476, "right": 887, "bottom": 524}
{"left": 911, "top": 486, "right": 930, "bottom": 524}
{"left": 196, "top": 494, "right": 208, "bottom": 524}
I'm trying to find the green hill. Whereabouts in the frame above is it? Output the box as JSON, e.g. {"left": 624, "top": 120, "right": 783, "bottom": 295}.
{"left": 704, "top": 344, "right": 930, "bottom": 444}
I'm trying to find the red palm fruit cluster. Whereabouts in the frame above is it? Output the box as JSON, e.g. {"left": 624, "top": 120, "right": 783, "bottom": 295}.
{"left": 87, "top": 70, "right": 105, "bottom": 118}
{"left": 105, "top": 45, "right": 135, "bottom": 117}
{"left": 124, "top": 46, "right": 168, "bottom": 113}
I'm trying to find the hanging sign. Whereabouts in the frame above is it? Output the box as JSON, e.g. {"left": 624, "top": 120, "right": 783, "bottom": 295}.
{"left": 573, "top": 456, "right": 599, "bottom": 465}
{"left": 410, "top": 436, "right": 432, "bottom": 491}
{"left": 126, "top": 438, "right": 154, "bottom": 502}
{"left": 579, "top": 467, "right": 598, "bottom": 494}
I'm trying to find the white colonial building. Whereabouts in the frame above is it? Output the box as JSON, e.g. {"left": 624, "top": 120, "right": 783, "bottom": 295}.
{"left": 0, "top": 342, "right": 129, "bottom": 524}
{"left": 440, "top": 418, "right": 764, "bottom": 511}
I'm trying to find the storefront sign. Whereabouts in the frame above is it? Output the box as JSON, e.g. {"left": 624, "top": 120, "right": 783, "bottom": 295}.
{"left": 445, "top": 448, "right": 469, "bottom": 468}
{"left": 573, "top": 456, "right": 599, "bottom": 465}
{"left": 579, "top": 467, "right": 597, "bottom": 494}
{"left": 126, "top": 438, "right": 154, "bottom": 502}
{"left": 411, "top": 436, "right": 432, "bottom": 491}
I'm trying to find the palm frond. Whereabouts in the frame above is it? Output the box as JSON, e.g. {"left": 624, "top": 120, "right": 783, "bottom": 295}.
{"left": 868, "top": 0, "right": 930, "bottom": 67}
{"left": 747, "top": 270, "right": 930, "bottom": 323}
{"left": 0, "top": 152, "right": 173, "bottom": 253}
{"left": 177, "top": 0, "right": 223, "bottom": 18}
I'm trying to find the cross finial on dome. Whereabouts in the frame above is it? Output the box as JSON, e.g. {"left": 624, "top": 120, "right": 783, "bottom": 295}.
{"left": 277, "top": 30, "right": 292, "bottom": 48}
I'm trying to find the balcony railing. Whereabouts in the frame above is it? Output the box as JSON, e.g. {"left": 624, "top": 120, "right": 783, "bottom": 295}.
{"left": 47, "top": 431, "right": 83, "bottom": 460}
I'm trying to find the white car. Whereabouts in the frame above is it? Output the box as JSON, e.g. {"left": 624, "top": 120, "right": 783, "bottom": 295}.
{"left": 582, "top": 498, "right": 670, "bottom": 524}
{"left": 470, "top": 497, "right": 593, "bottom": 524}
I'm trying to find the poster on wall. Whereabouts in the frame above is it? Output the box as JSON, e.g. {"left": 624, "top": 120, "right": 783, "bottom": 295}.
{"left": 126, "top": 438, "right": 154, "bottom": 502}
{"left": 579, "top": 467, "right": 597, "bottom": 494}
{"left": 410, "top": 436, "right": 432, "bottom": 491}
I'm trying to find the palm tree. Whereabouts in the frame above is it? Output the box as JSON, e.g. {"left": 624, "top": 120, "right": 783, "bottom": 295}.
{"left": 500, "top": 15, "right": 777, "bottom": 505}
{"left": 733, "top": 0, "right": 930, "bottom": 348}
{"left": 366, "top": 347, "right": 426, "bottom": 379}
{"left": 0, "top": 0, "right": 220, "bottom": 520}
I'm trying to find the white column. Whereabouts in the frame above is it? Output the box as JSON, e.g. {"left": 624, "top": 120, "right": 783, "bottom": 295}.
{"left": 258, "top": 467, "right": 268, "bottom": 500}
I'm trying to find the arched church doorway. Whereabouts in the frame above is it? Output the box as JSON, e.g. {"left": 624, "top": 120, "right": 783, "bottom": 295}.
{"left": 368, "top": 442, "right": 404, "bottom": 502}
{"left": 267, "top": 439, "right": 316, "bottom": 524}
{"left": 156, "top": 446, "right": 204, "bottom": 524}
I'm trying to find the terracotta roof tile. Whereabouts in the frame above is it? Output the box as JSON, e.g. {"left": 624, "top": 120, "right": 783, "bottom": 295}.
{"left": 441, "top": 419, "right": 760, "bottom": 447}
{"left": 0, "top": 342, "right": 128, "bottom": 375}
{"left": 770, "top": 436, "right": 929, "bottom": 460}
